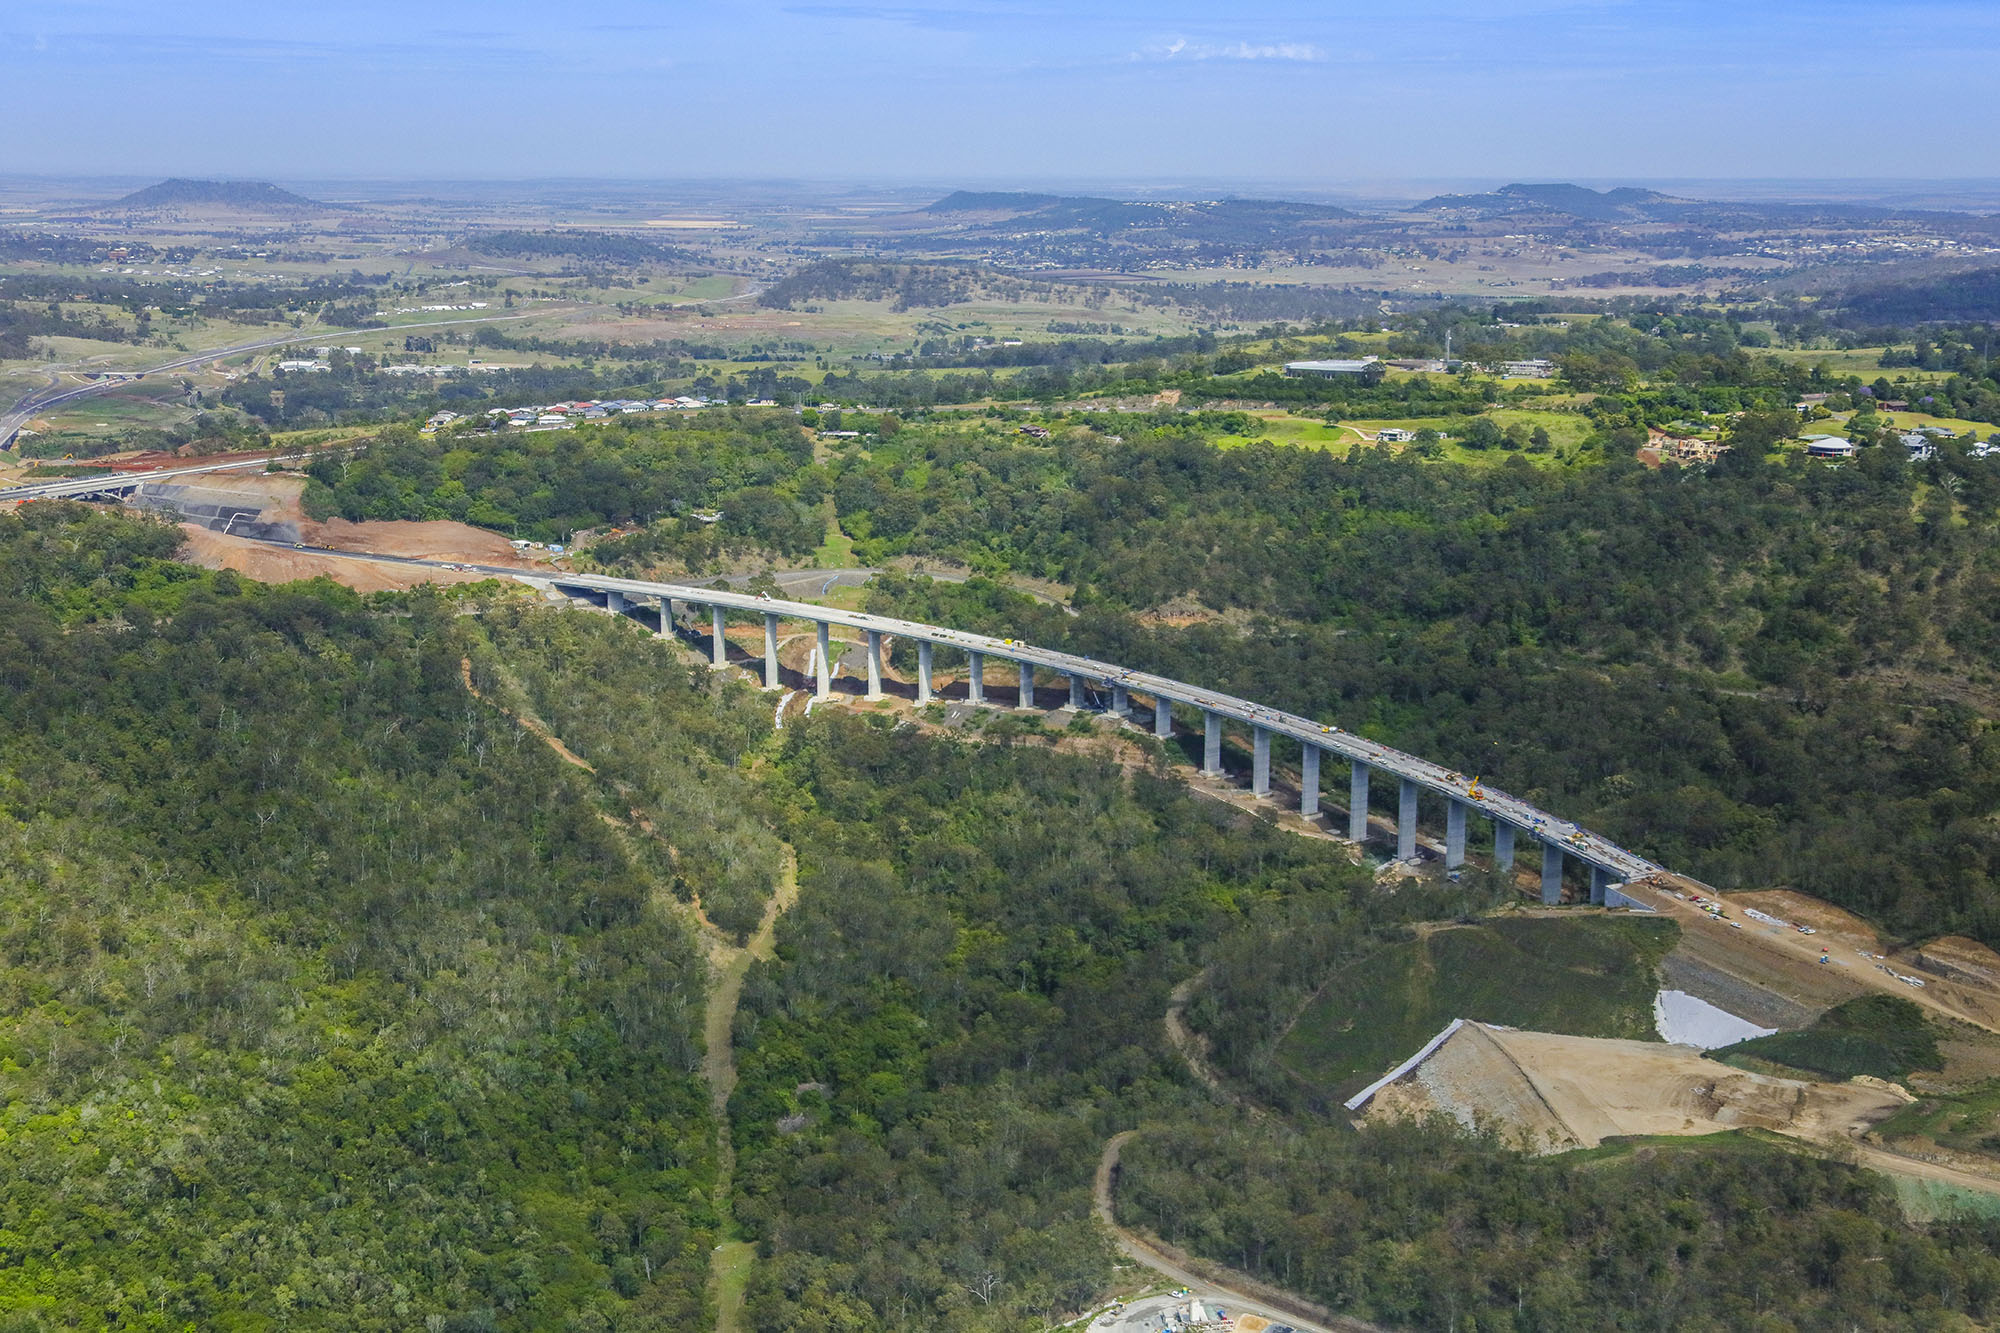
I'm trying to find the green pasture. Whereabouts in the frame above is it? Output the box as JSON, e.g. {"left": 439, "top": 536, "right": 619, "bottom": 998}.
{"left": 1276, "top": 914, "right": 1679, "bottom": 1104}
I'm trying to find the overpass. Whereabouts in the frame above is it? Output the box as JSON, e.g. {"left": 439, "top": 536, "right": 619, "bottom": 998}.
{"left": 0, "top": 452, "right": 312, "bottom": 503}
{"left": 532, "top": 569, "right": 1660, "bottom": 902}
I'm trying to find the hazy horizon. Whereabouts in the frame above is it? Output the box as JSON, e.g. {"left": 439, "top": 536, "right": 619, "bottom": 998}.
{"left": 8, "top": 0, "right": 2000, "bottom": 184}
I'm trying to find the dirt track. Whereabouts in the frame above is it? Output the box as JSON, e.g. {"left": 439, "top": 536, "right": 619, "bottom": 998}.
{"left": 1094, "top": 1131, "right": 1375, "bottom": 1333}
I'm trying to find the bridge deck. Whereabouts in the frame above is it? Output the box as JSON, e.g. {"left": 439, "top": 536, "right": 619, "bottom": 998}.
{"left": 547, "top": 571, "right": 1659, "bottom": 881}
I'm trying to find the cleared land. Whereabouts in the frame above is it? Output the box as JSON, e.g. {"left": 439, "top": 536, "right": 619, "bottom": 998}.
{"left": 1366, "top": 1021, "right": 1911, "bottom": 1152}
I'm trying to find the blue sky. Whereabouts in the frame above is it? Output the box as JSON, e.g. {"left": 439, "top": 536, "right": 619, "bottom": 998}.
{"left": 7, "top": 0, "right": 2000, "bottom": 188}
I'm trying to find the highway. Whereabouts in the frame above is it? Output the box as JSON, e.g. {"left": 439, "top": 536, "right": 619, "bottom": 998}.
{"left": 0, "top": 449, "right": 335, "bottom": 501}
{"left": 0, "top": 308, "right": 560, "bottom": 448}
{"left": 174, "top": 532, "right": 1653, "bottom": 882}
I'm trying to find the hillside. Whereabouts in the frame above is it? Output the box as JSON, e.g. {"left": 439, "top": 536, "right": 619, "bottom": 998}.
{"left": 0, "top": 502, "right": 780, "bottom": 1326}
{"left": 109, "top": 177, "right": 326, "bottom": 211}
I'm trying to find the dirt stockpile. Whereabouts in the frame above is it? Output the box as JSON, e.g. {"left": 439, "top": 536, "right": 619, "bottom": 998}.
{"left": 178, "top": 526, "right": 486, "bottom": 593}
{"left": 300, "top": 517, "right": 532, "bottom": 566}
{"left": 1368, "top": 1022, "right": 1911, "bottom": 1153}
{"left": 163, "top": 471, "right": 309, "bottom": 515}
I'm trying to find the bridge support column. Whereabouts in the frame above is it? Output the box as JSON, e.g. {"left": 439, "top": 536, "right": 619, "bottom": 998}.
{"left": 1446, "top": 799, "right": 1468, "bottom": 869}
{"left": 1349, "top": 762, "right": 1370, "bottom": 842}
{"left": 1016, "top": 661, "right": 1036, "bottom": 710}
{"left": 1397, "top": 779, "right": 1418, "bottom": 861}
{"left": 815, "top": 622, "right": 832, "bottom": 700}
{"left": 866, "top": 631, "right": 884, "bottom": 700}
{"left": 1590, "top": 865, "right": 1612, "bottom": 906}
{"left": 1300, "top": 744, "right": 1320, "bottom": 817}
{"left": 1493, "top": 821, "right": 1515, "bottom": 874}
{"left": 1111, "top": 683, "right": 1130, "bottom": 717}
{"left": 967, "top": 650, "right": 985, "bottom": 705}
{"left": 710, "top": 605, "right": 728, "bottom": 669}
{"left": 1202, "top": 711, "right": 1224, "bottom": 777}
{"left": 763, "top": 613, "right": 781, "bottom": 690}
{"left": 1067, "top": 673, "right": 1085, "bottom": 710}
{"left": 917, "top": 641, "right": 934, "bottom": 705}
{"left": 1153, "top": 696, "right": 1172, "bottom": 739}
{"left": 607, "top": 589, "right": 625, "bottom": 614}
{"left": 657, "top": 594, "right": 671, "bottom": 639}
{"left": 1541, "top": 843, "right": 1564, "bottom": 905}
{"left": 1252, "top": 726, "right": 1271, "bottom": 797}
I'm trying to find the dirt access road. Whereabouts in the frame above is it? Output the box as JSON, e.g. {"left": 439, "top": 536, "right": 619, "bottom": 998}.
{"left": 1094, "top": 1132, "right": 1379, "bottom": 1333}
{"left": 1635, "top": 878, "right": 2000, "bottom": 1035}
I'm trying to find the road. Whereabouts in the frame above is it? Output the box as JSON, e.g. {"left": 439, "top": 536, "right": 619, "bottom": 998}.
{"left": 0, "top": 308, "right": 562, "bottom": 448}
{"left": 1092, "top": 1132, "right": 1375, "bottom": 1333}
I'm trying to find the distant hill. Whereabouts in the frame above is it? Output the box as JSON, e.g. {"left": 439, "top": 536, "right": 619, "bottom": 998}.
{"left": 913, "top": 190, "right": 1355, "bottom": 243}
{"left": 1417, "top": 183, "right": 1672, "bottom": 221}
{"left": 108, "top": 178, "right": 327, "bottom": 212}
{"left": 924, "top": 191, "right": 1063, "bottom": 213}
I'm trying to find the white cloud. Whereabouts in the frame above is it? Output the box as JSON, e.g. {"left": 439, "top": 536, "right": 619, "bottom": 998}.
{"left": 1137, "top": 34, "right": 1327, "bottom": 62}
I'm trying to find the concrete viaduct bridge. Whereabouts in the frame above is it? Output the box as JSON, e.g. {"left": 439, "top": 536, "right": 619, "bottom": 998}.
{"left": 539, "top": 571, "right": 1660, "bottom": 904}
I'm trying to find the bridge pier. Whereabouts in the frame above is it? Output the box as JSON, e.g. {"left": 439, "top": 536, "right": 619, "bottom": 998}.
{"left": 967, "top": 650, "right": 985, "bottom": 705}
{"left": 1590, "top": 865, "right": 1612, "bottom": 906}
{"left": 866, "top": 631, "right": 885, "bottom": 700}
{"left": 1066, "top": 673, "right": 1085, "bottom": 710}
{"left": 763, "top": 613, "right": 781, "bottom": 690}
{"left": 1494, "top": 821, "right": 1515, "bottom": 874}
{"left": 1446, "top": 799, "right": 1468, "bottom": 869}
{"left": 1541, "top": 843, "right": 1564, "bottom": 905}
{"left": 1349, "top": 761, "right": 1370, "bottom": 842}
{"left": 1252, "top": 726, "right": 1271, "bottom": 797}
{"left": 815, "top": 622, "right": 832, "bottom": 700}
{"left": 607, "top": 589, "right": 626, "bottom": 615}
{"left": 657, "top": 594, "right": 671, "bottom": 639}
{"left": 710, "top": 605, "right": 728, "bottom": 669}
{"left": 1202, "top": 711, "right": 1224, "bottom": 777}
{"left": 1300, "top": 744, "right": 1320, "bottom": 817}
{"left": 1111, "top": 683, "right": 1130, "bottom": 716}
{"left": 1017, "top": 661, "right": 1036, "bottom": 710}
{"left": 1397, "top": 778, "right": 1418, "bottom": 861}
{"left": 1153, "top": 696, "right": 1172, "bottom": 739}
{"left": 917, "top": 641, "right": 934, "bottom": 705}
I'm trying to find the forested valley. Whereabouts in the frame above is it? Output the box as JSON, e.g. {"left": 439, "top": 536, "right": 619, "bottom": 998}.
{"left": 14, "top": 370, "right": 2000, "bottom": 1329}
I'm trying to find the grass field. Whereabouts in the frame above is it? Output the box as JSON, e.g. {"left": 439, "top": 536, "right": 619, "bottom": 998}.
{"left": 1766, "top": 346, "right": 1902, "bottom": 376}
{"left": 1213, "top": 407, "right": 1595, "bottom": 466}
{"left": 1277, "top": 914, "right": 1680, "bottom": 1103}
